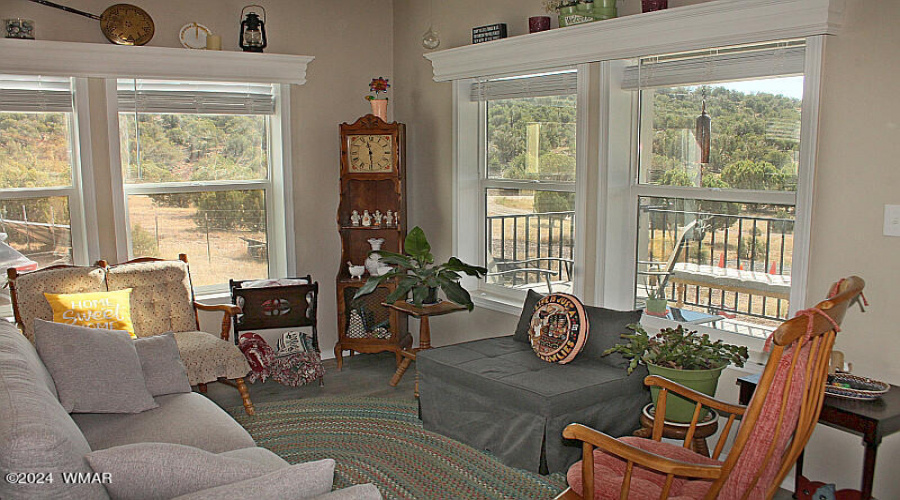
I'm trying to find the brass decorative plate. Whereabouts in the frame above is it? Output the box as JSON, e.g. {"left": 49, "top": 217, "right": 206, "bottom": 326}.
{"left": 100, "top": 4, "right": 155, "bottom": 46}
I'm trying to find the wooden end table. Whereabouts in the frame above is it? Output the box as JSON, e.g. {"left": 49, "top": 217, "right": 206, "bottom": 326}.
{"left": 383, "top": 300, "right": 466, "bottom": 395}
{"left": 633, "top": 403, "right": 720, "bottom": 457}
{"left": 738, "top": 373, "right": 900, "bottom": 500}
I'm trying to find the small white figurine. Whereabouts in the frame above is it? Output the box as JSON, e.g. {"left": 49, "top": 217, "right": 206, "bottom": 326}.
{"left": 348, "top": 262, "right": 366, "bottom": 279}
{"left": 384, "top": 210, "right": 394, "bottom": 227}
{"left": 350, "top": 210, "right": 361, "bottom": 226}
{"left": 362, "top": 210, "right": 372, "bottom": 227}
{"left": 373, "top": 210, "right": 382, "bottom": 227}
{"left": 394, "top": 212, "right": 400, "bottom": 228}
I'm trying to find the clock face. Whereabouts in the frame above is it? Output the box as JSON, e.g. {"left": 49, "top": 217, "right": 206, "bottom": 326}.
{"left": 100, "top": 4, "right": 155, "bottom": 46}
{"left": 348, "top": 135, "right": 394, "bottom": 173}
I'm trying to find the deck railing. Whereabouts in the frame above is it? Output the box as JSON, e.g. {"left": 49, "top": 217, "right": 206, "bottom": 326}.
{"left": 486, "top": 211, "right": 575, "bottom": 288}
{"left": 641, "top": 205, "right": 795, "bottom": 321}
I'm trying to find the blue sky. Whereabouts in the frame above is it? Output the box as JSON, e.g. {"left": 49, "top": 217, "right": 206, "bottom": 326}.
{"left": 717, "top": 76, "right": 804, "bottom": 100}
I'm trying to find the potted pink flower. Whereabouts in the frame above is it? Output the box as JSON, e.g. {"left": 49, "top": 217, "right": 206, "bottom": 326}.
{"left": 366, "top": 77, "right": 390, "bottom": 121}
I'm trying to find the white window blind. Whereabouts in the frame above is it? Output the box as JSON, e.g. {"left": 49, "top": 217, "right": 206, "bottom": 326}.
{"left": 117, "top": 79, "right": 276, "bottom": 115}
{"left": 622, "top": 42, "right": 805, "bottom": 91}
{"left": 0, "top": 75, "right": 72, "bottom": 112}
{"left": 471, "top": 70, "right": 577, "bottom": 101}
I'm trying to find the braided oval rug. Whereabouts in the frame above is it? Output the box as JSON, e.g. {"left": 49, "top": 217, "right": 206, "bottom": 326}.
{"left": 228, "top": 397, "right": 566, "bottom": 499}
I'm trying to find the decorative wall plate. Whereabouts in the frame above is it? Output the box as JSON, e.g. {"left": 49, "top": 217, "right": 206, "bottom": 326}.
{"left": 528, "top": 293, "right": 590, "bottom": 364}
{"left": 179, "top": 22, "right": 210, "bottom": 49}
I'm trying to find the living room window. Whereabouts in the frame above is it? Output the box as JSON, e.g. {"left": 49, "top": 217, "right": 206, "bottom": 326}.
{"left": 473, "top": 70, "right": 581, "bottom": 299}
{"left": 116, "top": 79, "right": 280, "bottom": 288}
{"left": 627, "top": 41, "right": 811, "bottom": 339}
{"left": 0, "top": 75, "right": 93, "bottom": 309}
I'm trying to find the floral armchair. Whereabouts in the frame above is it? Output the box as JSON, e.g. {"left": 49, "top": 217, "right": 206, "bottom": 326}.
{"left": 7, "top": 253, "right": 254, "bottom": 415}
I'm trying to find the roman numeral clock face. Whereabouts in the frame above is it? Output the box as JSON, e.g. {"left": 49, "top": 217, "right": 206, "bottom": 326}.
{"left": 348, "top": 135, "right": 394, "bottom": 173}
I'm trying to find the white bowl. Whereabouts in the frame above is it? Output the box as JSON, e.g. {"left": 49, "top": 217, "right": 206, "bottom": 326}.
{"left": 348, "top": 265, "right": 366, "bottom": 279}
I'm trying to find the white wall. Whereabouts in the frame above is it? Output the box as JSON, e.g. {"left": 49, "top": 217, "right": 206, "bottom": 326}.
{"left": 393, "top": 0, "right": 900, "bottom": 497}
{"left": 1, "top": 0, "right": 394, "bottom": 354}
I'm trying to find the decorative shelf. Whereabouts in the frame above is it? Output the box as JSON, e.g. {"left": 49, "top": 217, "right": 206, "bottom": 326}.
{"left": 340, "top": 225, "right": 402, "bottom": 231}
{"left": 0, "top": 38, "right": 314, "bottom": 84}
{"left": 425, "top": 0, "right": 842, "bottom": 81}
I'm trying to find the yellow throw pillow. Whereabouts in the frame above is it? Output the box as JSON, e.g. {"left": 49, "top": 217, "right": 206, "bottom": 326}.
{"left": 44, "top": 289, "right": 136, "bottom": 338}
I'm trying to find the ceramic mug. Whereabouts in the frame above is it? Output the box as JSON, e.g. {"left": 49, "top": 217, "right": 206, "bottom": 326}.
{"left": 529, "top": 16, "right": 551, "bottom": 33}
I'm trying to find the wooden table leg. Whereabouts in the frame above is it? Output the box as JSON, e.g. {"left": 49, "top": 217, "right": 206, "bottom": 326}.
{"left": 419, "top": 316, "right": 431, "bottom": 349}
{"left": 861, "top": 440, "right": 879, "bottom": 500}
{"left": 390, "top": 352, "right": 415, "bottom": 387}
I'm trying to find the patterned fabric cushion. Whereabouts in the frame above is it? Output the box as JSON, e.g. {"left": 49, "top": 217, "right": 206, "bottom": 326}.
{"left": 528, "top": 293, "right": 590, "bottom": 364}
{"left": 173, "top": 331, "right": 250, "bottom": 385}
{"left": 106, "top": 260, "right": 197, "bottom": 337}
{"left": 566, "top": 436, "right": 717, "bottom": 500}
{"left": 12, "top": 266, "right": 106, "bottom": 341}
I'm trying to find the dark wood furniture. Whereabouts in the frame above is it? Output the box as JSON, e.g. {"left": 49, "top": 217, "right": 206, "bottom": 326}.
{"left": 555, "top": 276, "right": 865, "bottom": 500}
{"left": 334, "top": 115, "right": 410, "bottom": 369}
{"left": 738, "top": 372, "right": 900, "bottom": 500}
{"left": 383, "top": 300, "right": 466, "bottom": 392}
{"left": 633, "top": 403, "right": 719, "bottom": 457}
{"left": 229, "top": 276, "right": 320, "bottom": 351}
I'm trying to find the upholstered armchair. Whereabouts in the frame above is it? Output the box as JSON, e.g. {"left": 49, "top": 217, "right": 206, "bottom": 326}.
{"left": 7, "top": 254, "right": 255, "bottom": 415}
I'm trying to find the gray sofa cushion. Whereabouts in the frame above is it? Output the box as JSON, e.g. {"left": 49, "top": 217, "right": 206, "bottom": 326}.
{"left": 33, "top": 319, "right": 158, "bottom": 413}
{"left": 219, "top": 447, "right": 290, "bottom": 469}
{"left": 171, "top": 459, "right": 336, "bottom": 500}
{"left": 581, "top": 305, "right": 643, "bottom": 366}
{"left": 512, "top": 289, "right": 544, "bottom": 343}
{"left": 85, "top": 443, "right": 286, "bottom": 500}
{"left": 0, "top": 322, "right": 109, "bottom": 500}
{"left": 418, "top": 335, "right": 649, "bottom": 474}
{"left": 73, "top": 392, "right": 255, "bottom": 453}
{"left": 134, "top": 333, "right": 192, "bottom": 396}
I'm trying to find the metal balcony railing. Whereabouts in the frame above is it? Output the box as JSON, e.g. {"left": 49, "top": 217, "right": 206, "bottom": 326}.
{"left": 486, "top": 211, "right": 575, "bottom": 291}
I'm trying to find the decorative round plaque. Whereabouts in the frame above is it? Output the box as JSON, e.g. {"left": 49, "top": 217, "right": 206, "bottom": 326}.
{"left": 528, "top": 293, "right": 590, "bottom": 364}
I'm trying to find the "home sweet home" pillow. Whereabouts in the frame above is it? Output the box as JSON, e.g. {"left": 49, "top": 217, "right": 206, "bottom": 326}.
{"left": 44, "top": 289, "right": 136, "bottom": 338}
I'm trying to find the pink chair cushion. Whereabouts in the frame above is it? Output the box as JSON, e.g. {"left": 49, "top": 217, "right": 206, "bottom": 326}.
{"left": 566, "top": 436, "right": 718, "bottom": 500}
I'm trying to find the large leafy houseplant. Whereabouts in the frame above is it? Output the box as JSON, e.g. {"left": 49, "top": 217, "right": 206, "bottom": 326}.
{"left": 353, "top": 226, "right": 487, "bottom": 310}
{"left": 603, "top": 324, "right": 749, "bottom": 422}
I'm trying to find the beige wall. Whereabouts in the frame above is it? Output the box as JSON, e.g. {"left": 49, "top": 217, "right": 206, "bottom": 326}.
{"left": 2, "top": 0, "right": 394, "bottom": 354}
{"left": 393, "top": 0, "right": 900, "bottom": 496}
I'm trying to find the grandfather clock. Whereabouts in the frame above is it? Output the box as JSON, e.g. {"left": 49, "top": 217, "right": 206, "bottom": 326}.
{"left": 334, "top": 115, "right": 410, "bottom": 369}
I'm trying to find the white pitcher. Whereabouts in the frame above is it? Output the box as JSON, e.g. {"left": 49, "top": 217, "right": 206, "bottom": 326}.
{"left": 365, "top": 238, "right": 385, "bottom": 276}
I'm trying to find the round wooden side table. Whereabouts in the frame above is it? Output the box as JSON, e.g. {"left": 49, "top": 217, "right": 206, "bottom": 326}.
{"left": 633, "top": 403, "right": 719, "bottom": 457}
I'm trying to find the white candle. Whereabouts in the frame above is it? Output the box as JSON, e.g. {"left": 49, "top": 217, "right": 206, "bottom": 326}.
{"left": 206, "top": 34, "right": 222, "bottom": 50}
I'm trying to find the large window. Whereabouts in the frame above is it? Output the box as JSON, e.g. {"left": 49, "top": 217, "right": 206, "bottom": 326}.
{"left": 117, "top": 79, "right": 278, "bottom": 287}
{"left": 630, "top": 42, "right": 807, "bottom": 337}
{"left": 0, "top": 75, "right": 86, "bottom": 307}
{"left": 477, "top": 71, "right": 579, "bottom": 295}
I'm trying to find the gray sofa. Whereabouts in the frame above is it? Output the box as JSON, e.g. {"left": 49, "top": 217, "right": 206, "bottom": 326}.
{"left": 0, "top": 320, "right": 378, "bottom": 500}
{"left": 417, "top": 291, "right": 650, "bottom": 474}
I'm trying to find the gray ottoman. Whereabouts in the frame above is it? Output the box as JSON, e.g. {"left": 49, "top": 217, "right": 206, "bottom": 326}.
{"left": 418, "top": 293, "right": 650, "bottom": 474}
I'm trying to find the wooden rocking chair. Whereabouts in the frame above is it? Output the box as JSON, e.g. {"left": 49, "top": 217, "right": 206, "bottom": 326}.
{"left": 556, "top": 276, "right": 865, "bottom": 500}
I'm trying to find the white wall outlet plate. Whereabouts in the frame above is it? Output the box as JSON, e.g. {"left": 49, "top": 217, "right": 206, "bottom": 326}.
{"left": 884, "top": 205, "right": 900, "bottom": 237}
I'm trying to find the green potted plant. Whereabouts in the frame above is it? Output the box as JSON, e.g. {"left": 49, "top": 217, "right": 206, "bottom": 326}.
{"left": 644, "top": 281, "right": 668, "bottom": 316}
{"left": 603, "top": 324, "right": 749, "bottom": 422}
{"left": 353, "top": 226, "right": 487, "bottom": 310}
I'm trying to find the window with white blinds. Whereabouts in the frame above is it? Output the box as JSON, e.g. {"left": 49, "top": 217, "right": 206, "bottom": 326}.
{"left": 0, "top": 75, "right": 72, "bottom": 112}
{"left": 622, "top": 41, "right": 805, "bottom": 90}
{"left": 117, "top": 79, "right": 276, "bottom": 115}
{"left": 471, "top": 69, "right": 577, "bottom": 101}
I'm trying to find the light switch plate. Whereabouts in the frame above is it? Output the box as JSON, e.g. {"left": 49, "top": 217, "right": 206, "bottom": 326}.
{"left": 884, "top": 205, "right": 900, "bottom": 237}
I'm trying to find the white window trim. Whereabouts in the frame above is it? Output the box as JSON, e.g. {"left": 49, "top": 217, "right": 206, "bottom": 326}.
{"left": 106, "top": 82, "right": 295, "bottom": 294}
{"left": 453, "top": 68, "right": 588, "bottom": 314}
{"left": 445, "top": 23, "right": 827, "bottom": 350}
{"left": 596, "top": 37, "right": 825, "bottom": 349}
{"left": 1, "top": 42, "right": 310, "bottom": 301}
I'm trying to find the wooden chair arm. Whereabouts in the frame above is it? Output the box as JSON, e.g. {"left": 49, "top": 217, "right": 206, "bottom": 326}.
{"left": 194, "top": 302, "right": 241, "bottom": 315}
{"left": 644, "top": 375, "right": 747, "bottom": 417}
{"left": 193, "top": 302, "right": 242, "bottom": 341}
{"left": 563, "top": 423, "right": 723, "bottom": 480}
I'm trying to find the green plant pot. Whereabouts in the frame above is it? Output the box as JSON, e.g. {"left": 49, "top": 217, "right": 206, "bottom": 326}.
{"left": 644, "top": 298, "right": 668, "bottom": 315}
{"left": 594, "top": 0, "right": 617, "bottom": 7}
{"left": 647, "top": 363, "right": 725, "bottom": 423}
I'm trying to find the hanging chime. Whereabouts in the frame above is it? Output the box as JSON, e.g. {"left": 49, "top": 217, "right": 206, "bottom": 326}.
{"left": 695, "top": 90, "right": 711, "bottom": 163}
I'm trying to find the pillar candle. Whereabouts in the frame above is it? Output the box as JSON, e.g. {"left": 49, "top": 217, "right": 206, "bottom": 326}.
{"left": 206, "top": 34, "right": 222, "bottom": 50}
